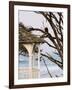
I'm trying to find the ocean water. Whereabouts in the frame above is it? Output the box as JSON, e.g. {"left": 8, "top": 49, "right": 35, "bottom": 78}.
{"left": 19, "top": 55, "right": 29, "bottom": 67}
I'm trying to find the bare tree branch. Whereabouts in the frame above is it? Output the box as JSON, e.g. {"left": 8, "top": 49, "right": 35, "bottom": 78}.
{"left": 41, "top": 56, "right": 52, "bottom": 77}
{"left": 41, "top": 53, "right": 63, "bottom": 69}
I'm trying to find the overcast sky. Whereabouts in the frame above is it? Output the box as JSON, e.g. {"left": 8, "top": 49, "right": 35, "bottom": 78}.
{"left": 19, "top": 11, "right": 44, "bottom": 28}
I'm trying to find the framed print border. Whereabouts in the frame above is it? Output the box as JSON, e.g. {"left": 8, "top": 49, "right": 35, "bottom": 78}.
{"left": 9, "top": 1, "right": 70, "bottom": 89}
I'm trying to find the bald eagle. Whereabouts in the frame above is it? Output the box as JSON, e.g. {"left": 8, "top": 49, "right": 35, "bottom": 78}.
{"left": 45, "top": 27, "right": 48, "bottom": 33}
